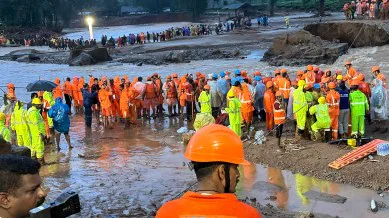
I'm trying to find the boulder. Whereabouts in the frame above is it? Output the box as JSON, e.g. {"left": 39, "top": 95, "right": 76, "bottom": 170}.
{"left": 263, "top": 30, "right": 349, "bottom": 66}
{"left": 304, "top": 22, "right": 389, "bottom": 47}
{"left": 9, "top": 49, "right": 39, "bottom": 60}
{"left": 16, "top": 55, "right": 30, "bottom": 62}
{"left": 167, "top": 51, "right": 185, "bottom": 63}
{"left": 69, "top": 47, "right": 112, "bottom": 66}
{"left": 69, "top": 52, "right": 96, "bottom": 66}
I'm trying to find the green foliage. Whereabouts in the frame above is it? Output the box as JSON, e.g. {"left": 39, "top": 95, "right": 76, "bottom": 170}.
{"left": 275, "top": 0, "right": 348, "bottom": 11}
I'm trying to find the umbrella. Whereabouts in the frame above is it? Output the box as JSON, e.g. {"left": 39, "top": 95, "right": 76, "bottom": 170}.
{"left": 26, "top": 80, "right": 57, "bottom": 92}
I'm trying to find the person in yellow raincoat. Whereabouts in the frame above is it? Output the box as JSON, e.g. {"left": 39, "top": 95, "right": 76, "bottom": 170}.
{"left": 10, "top": 101, "right": 31, "bottom": 148}
{"left": 293, "top": 80, "right": 308, "bottom": 140}
{"left": 309, "top": 97, "right": 331, "bottom": 141}
{"left": 0, "top": 112, "right": 11, "bottom": 142}
{"left": 27, "top": 98, "right": 46, "bottom": 164}
{"left": 198, "top": 85, "right": 212, "bottom": 114}
{"left": 225, "top": 80, "right": 242, "bottom": 137}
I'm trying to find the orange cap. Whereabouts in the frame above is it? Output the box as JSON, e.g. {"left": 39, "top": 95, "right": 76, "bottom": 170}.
{"left": 280, "top": 68, "right": 287, "bottom": 73}
{"left": 307, "top": 65, "right": 313, "bottom": 71}
{"left": 313, "top": 66, "right": 319, "bottom": 71}
{"left": 336, "top": 70, "right": 342, "bottom": 75}
{"left": 7, "top": 83, "right": 15, "bottom": 89}
{"left": 371, "top": 66, "right": 380, "bottom": 72}
{"left": 351, "top": 80, "right": 360, "bottom": 86}
{"left": 275, "top": 91, "right": 283, "bottom": 97}
{"left": 345, "top": 60, "right": 352, "bottom": 65}
{"left": 297, "top": 70, "right": 304, "bottom": 76}
{"left": 54, "top": 78, "right": 60, "bottom": 85}
{"left": 184, "top": 124, "right": 250, "bottom": 165}
{"left": 274, "top": 69, "right": 280, "bottom": 75}
{"left": 328, "top": 82, "right": 336, "bottom": 89}
{"left": 266, "top": 81, "right": 274, "bottom": 88}
{"left": 254, "top": 71, "right": 261, "bottom": 76}
{"left": 203, "top": 85, "right": 210, "bottom": 90}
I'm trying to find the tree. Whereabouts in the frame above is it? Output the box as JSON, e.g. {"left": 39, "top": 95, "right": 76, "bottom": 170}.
{"left": 318, "top": 0, "right": 325, "bottom": 16}
{"left": 269, "top": 0, "right": 277, "bottom": 16}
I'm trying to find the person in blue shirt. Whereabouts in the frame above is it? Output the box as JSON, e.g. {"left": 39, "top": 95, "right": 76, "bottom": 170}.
{"left": 217, "top": 72, "right": 230, "bottom": 108}
{"left": 254, "top": 76, "right": 266, "bottom": 121}
{"left": 48, "top": 97, "right": 72, "bottom": 151}
{"left": 337, "top": 81, "right": 350, "bottom": 138}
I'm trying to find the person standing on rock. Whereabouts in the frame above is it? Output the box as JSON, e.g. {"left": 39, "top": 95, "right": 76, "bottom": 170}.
{"left": 156, "top": 124, "right": 262, "bottom": 218}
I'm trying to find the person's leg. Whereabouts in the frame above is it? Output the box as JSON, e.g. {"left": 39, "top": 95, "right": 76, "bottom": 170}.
{"left": 359, "top": 115, "right": 365, "bottom": 136}
{"left": 351, "top": 112, "right": 358, "bottom": 136}
{"left": 331, "top": 115, "right": 339, "bottom": 140}
{"left": 338, "top": 110, "right": 344, "bottom": 136}
{"left": 168, "top": 105, "right": 172, "bottom": 117}
{"left": 64, "top": 133, "right": 72, "bottom": 149}
{"left": 344, "top": 109, "right": 350, "bottom": 137}
{"left": 36, "top": 136, "right": 45, "bottom": 164}
{"left": 55, "top": 132, "right": 61, "bottom": 151}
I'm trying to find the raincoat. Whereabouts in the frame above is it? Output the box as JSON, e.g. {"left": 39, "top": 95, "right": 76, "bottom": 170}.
{"left": 225, "top": 97, "right": 242, "bottom": 136}
{"left": 48, "top": 98, "right": 70, "bottom": 134}
{"left": 309, "top": 104, "right": 331, "bottom": 132}
{"left": 198, "top": 91, "right": 212, "bottom": 114}
{"left": 293, "top": 86, "right": 308, "bottom": 130}
{"left": 27, "top": 106, "right": 46, "bottom": 158}
{"left": 371, "top": 79, "right": 387, "bottom": 120}
{"left": 43, "top": 91, "right": 55, "bottom": 128}
{"left": 349, "top": 89, "right": 369, "bottom": 135}
{"left": 254, "top": 82, "right": 266, "bottom": 112}
{"left": 193, "top": 113, "right": 215, "bottom": 131}
{"left": 208, "top": 80, "right": 221, "bottom": 108}
{"left": 10, "top": 103, "right": 31, "bottom": 147}
{"left": 0, "top": 120, "right": 10, "bottom": 143}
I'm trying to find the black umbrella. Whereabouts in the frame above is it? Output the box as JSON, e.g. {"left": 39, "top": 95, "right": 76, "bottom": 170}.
{"left": 26, "top": 80, "right": 57, "bottom": 92}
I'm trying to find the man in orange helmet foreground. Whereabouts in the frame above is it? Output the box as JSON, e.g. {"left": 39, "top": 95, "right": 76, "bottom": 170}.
{"left": 156, "top": 124, "right": 262, "bottom": 218}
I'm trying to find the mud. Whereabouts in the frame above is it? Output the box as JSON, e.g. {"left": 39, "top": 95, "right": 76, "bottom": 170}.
{"left": 303, "top": 190, "right": 347, "bottom": 204}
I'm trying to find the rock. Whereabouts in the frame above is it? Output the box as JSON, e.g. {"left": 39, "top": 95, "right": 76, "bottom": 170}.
{"left": 16, "top": 55, "right": 29, "bottom": 62}
{"left": 232, "top": 50, "right": 240, "bottom": 57}
{"left": 136, "top": 62, "right": 143, "bottom": 66}
{"left": 69, "top": 47, "right": 111, "bottom": 66}
{"left": 28, "top": 54, "right": 41, "bottom": 61}
{"left": 263, "top": 30, "right": 348, "bottom": 66}
{"left": 69, "top": 52, "right": 96, "bottom": 66}
{"left": 304, "top": 22, "right": 389, "bottom": 47}
{"left": 9, "top": 49, "right": 39, "bottom": 60}
{"left": 170, "top": 51, "right": 185, "bottom": 63}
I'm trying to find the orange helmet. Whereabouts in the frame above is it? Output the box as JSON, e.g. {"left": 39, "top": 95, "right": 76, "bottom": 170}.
{"left": 266, "top": 81, "right": 274, "bottom": 88}
{"left": 172, "top": 73, "right": 178, "bottom": 78}
{"left": 7, "top": 83, "right": 15, "bottom": 89}
{"left": 280, "top": 68, "right": 287, "bottom": 73}
{"left": 307, "top": 65, "right": 313, "bottom": 71}
{"left": 305, "top": 84, "right": 313, "bottom": 90}
{"left": 297, "top": 70, "right": 304, "bottom": 76}
{"left": 196, "top": 72, "right": 201, "bottom": 77}
{"left": 185, "top": 124, "right": 250, "bottom": 165}
{"left": 371, "top": 66, "right": 380, "bottom": 73}
{"left": 274, "top": 69, "right": 280, "bottom": 75}
{"left": 203, "top": 85, "right": 210, "bottom": 90}
{"left": 275, "top": 91, "right": 283, "bottom": 97}
{"left": 313, "top": 66, "right": 319, "bottom": 72}
{"left": 336, "top": 70, "right": 342, "bottom": 75}
{"left": 328, "top": 82, "right": 336, "bottom": 89}
{"left": 54, "top": 78, "right": 61, "bottom": 85}
{"left": 291, "top": 81, "right": 298, "bottom": 86}
{"left": 344, "top": 60, "right": 352, "bottom": 65}
{"left": 254, "top": 71, "right": 261, "bottom": 76}
{"left": 241, "top": 70, "right": 247, "bottom": 77}
{"left": 351, "top": 80, "right": 360, "bottom": 86}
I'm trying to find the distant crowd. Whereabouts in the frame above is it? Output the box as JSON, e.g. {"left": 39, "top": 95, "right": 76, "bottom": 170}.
{"left": 343, "top": 0, "right": 389, "bottom": 20}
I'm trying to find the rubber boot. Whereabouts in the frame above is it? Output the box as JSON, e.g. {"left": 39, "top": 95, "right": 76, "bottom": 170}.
{"left": 325, "top": 130, "right": 331, "bottom": 142}
{"left": 313, "top": 131, "right": 322, "bottom": 142}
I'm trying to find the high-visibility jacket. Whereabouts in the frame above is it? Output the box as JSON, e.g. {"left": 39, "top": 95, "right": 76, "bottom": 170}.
{"left": 349, "top": 90, "right": 369, "bottom": 116}
{"left": 309, "top": 104, "right": 331, "bottom": 127}
{"left": 273, "top": 76, "right": 282, "bottom": 91}
{"left": 344, "top": 66, "right": 359, "bottom": 85}
{"left": 72, "top": 79, "right": 80, "bottom": 101}
{"left": 156, "top": 191, "right": 261, "bottom": 218}
{"left": 27, "top": 106, "right": 46, "bottom": 136}
{"left": 240, "top": 83, "right": 254, "bottom": 113}
{"left": 120, "top": 87, "right": 129, "bottom": 112}
{"left": 264, "top": 89, "right": 275, "bottom": 113}
{"left": 0, "top": 121, "right": 11, "bottom": 142}
{"left": 326, "top": 90, "right": 340, "bottom": 116}
{"left": 273, "top": 100, "right": 286, "bottom": 125}
{"left": 376, "top": 73, "right": 387, "bottom": 88}
{"left": 53, "top": 85, "right": 63, "bottom": 100}
{"left": 305, "top": 91, "right": 314, "bottom": 104}
{"left": 78, "top": 78, "right": 85, "bottom": 101}
{"left": 165, "top": 81, "right": 177, "bottom": 99}
{"left": 302, "top": 71, "right": 315, "bottom": 86}
{"left": 293, "top": 87, "right": 308, "bottom": 114}
{"left": 11, "top": 104, "right": 30, "bottom": 134}
{"left": 358, "top": 81, "right": 371, "bottom": 100}
{"left": 98, "top": 89, "right": 112, "bottom": 109}
{"left": 198, "top": 91, "right": 212, "bottom": 114}
{"left": 145, "top": 82, "right": 157, "bottom": 99}
{"left": 63, "top": 81, "right": 73, "bottom": 96}
{"left": 278, "top": 77, "right": 291, "bottom": 99}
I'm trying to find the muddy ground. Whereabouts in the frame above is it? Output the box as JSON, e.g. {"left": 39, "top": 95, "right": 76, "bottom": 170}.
{"left": 244, "top": 120, "right": 389, "bottom": 192}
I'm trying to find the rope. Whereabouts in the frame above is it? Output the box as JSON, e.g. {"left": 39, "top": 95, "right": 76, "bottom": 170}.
{"left": 349, "top": 23, "right": 365, "bottom": 49}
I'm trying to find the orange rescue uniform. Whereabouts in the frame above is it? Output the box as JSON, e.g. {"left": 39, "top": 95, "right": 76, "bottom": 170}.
{"left": 326, "top": 90, "right": 340, "bottom": 140}
{"left": 240, "top": 83, "right": 254, "bottom": 123}
{"left": 264, "top": 89, "right": 275, "bottom": 131}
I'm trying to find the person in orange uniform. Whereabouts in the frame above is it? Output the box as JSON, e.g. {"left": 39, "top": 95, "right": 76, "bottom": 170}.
{"left": 172, "top": 73, "right": 181, "bottom": 114}
{"left": 144, "top": 76, "right": 158, "bottom": 119}
{"left": 72, "top": 77, "right": 81, "bottom": 114}
{"left": 109, "top": 78, "right": 121, "bottom": 122}
{"left": 278, "top": 69, "right": 291, "bottom": 107}
{"left": 358, "top": 74, "right": 372, "bottom": 124}
{"left": 126, "top": 82, "right": 137, "bottom": 124}
{"left": 6, "top": 83, "right": 17, "bottom": 101}
{"left": 63, "top": 77, "right": 73, "bottom": 114}
{"left": 153, "top": 73, "right": 164, "bottom": 115}
{"left": 273, "top": 69, "right": 281, "bottom": 91}
{"left": 178, "top": 76, "right": 188, "bottom": 116}
{"left": 119, "top": 84, "right": 130, "bottom": 127}
{"left": 99, "top": 82, "right": 113, "bottom": 128}
{"left": 53, "top": 78, "right": 63, "bottom": 100}
{"left": 326, "top": 82, "right": 340, "bottom": 140}
{"left": 264, "top": 81, "right": 276, "bottom": 131}
{"left": 163, "top": 75, "right": 178, "bottom": 117}
{"left": 302, "top": 65, "right": 315, "bottom": 86}
{"left": 77, "top": 77, "right": 85, "bottom": 113}
{"left": 240, "top": 81, "right": 255, "bottom": 135}
{"left": 343, "top": 60, "right": 360, "bottom": 86}
{"left": 371, "top": 66, "right": 387, "bottom": 88}
{"left": 296, "top": 70, "right": 304, "bottom": 82}
{"left": 156, "top": 124, "right": 262, "bottom": 218}
{"left": 274, "top": 91, "right": 286, "bottom": 149}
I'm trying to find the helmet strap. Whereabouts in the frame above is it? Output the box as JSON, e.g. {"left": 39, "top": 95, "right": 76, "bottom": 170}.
{"left": 223, "top": 163, "right": 231, "bottom": 193}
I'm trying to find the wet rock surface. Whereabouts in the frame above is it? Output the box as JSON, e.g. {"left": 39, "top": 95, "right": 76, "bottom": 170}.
{"left": 304, "top": 22, "right": 389, "bottom": 47}
{"left": 69, "top": 47, "right": 112, "bottom": 66}
{"left": 263, "top": 30, "right": 348, "bottom": 66}
{"left": 303, "top": 190, "right": 347, "bottom": 204}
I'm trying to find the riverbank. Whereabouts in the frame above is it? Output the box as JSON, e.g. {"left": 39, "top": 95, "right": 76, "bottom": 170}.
{"left": 244, "top": 120, "right": 389, "bottom": 192}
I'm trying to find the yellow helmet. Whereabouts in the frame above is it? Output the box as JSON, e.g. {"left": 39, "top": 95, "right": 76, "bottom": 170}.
{"left": 0, "top": 112, "right": 6, "bottom": 121}
{"left": 318, "top": 97, "right": 326, "bottom": 104}
{"left": 32, "top": 98, "right": 42, "bottom": 105}
{"left": 297, "top": 80, "right": 306, "bottom": 87}
{"left": 336, "top": 75, "right": 343, "bottom": 80}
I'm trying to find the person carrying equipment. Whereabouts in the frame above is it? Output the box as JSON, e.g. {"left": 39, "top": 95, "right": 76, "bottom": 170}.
{"left": 274, "top": 91, "right": 286, "bottom": 149}
{"left": 349, "top": 80, "right": 369, "bottom": 137}
{"left": 309, "top": 97, "right": 331, "bottom": 141}
{"left": 156, "top": 124, "right": 262, "bottom": 218}
{"left": 326, "top": 82, "right": 340, "bottom": 140}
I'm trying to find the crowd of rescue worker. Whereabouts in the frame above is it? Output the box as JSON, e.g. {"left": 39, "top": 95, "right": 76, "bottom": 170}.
{"left": 0, "top": 60, "right": 387, "bottom": 164}
{"left": 343, "top": 0, "right": 389, "bottom": 20}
